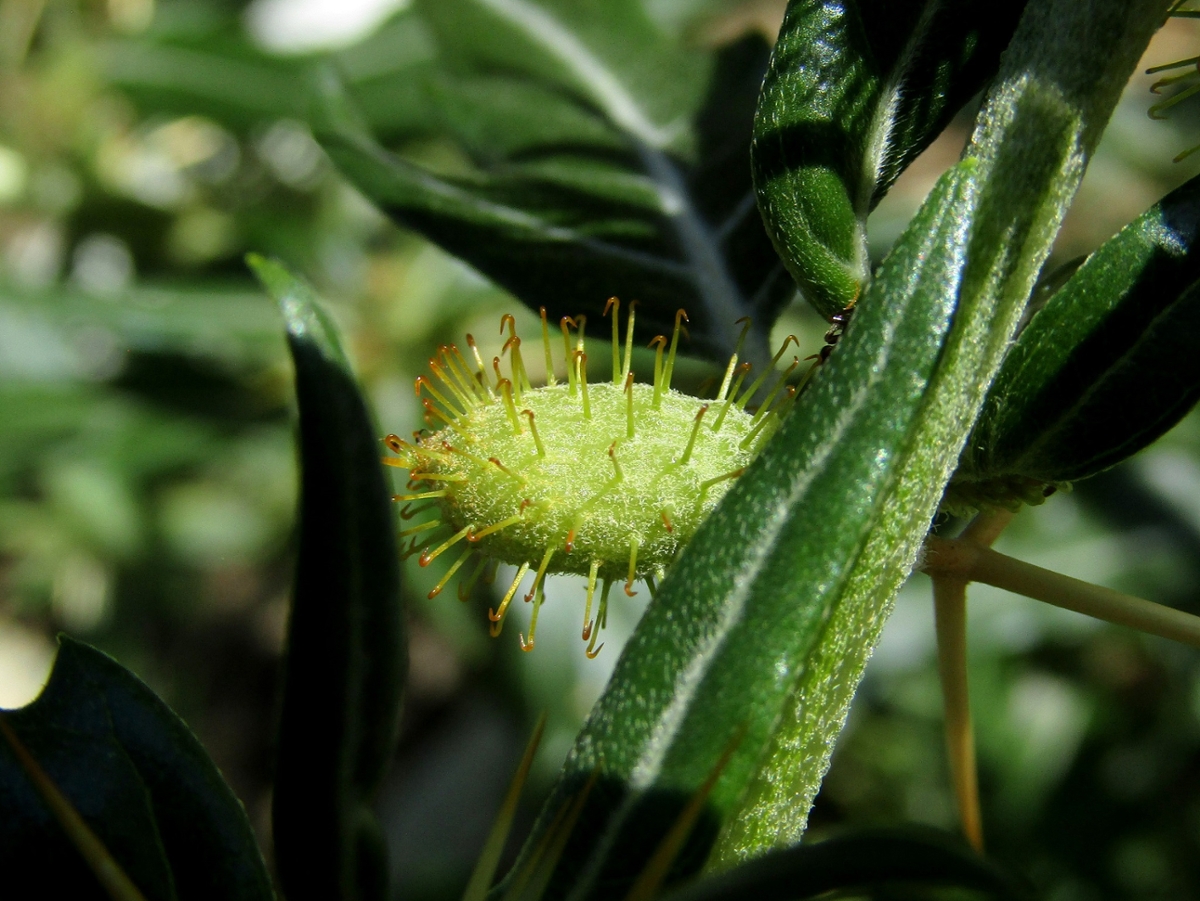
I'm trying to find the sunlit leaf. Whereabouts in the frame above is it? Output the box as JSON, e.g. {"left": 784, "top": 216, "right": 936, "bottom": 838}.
{"left": 509, "top": 2, "right": 1164, "bottom": 894}
{"left": 510, "top": 157, "right": 981, "bottom": 901}
{"left": 753, "top": 0, "right": 1028, "bottom": 319}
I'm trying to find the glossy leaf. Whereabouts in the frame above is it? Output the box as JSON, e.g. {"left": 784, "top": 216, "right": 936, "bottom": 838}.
{"left": 752, "top": 0, "right": 1027, "bottom": 319}
{"left": 250, "top": 256, "right": 405, "bottom": 901}
{"left": 962, "top": 173, "right": 1200, "bottom": 484}
{"left": 659, "top": 828, "right": 1029, "bottom": 901}
{"left": 0, "top": 636, "right": 274, "bottom": 901}
{"left": 313, "top": 0, "right": 789, "bottom": 364}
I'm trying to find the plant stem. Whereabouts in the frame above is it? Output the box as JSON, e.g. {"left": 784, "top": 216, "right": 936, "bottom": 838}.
{"left": 923, "top": 536, "right": 1200, "bottom": 649}
{"left": 932, "top": 576, "right": 980, "bottom": 851}
{"left": 930, "top": 509, "right": 1013, "bottom": 852}
{"left": 929, "top": 509, "right": 1014, "bottom": 852}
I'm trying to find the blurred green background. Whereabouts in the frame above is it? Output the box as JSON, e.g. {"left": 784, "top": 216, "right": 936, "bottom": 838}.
{"left": 3, "top": 2, "right": 1200, "bottom": 899}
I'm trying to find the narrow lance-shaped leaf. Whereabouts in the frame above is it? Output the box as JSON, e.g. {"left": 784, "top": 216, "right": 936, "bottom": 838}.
{"left": 854, "top": 0, "right": 1031, "bottom": 201}
{"left": 0, "top": 636, "right": 274, "bottom": 901}
{"left": 102, "top": 10, "right": 437, "bottom": 140}
{"left": 507, "top": 2, "right": 1168, "bottom": 897}
{"left": 507, "top": 157, "right": 980, "bottom": 901}
{"left": 250, "top": 256, "right": 405, "bottom": 901}
{"left": 961, "top": 171, "right": 1200, "bottom": 486}
{"left": 314, "top": 0, "right": 789, "bottom": 363}
{"left": 752, "top": 0, "right": 1028, "bottom": 319}
{"left": 721, "top": 0, "right": 1168, "bottom": 865}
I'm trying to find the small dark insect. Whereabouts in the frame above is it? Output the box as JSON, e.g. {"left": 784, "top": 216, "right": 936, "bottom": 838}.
{"left": 818, "top": 303, "right": 855, "bottom": 363}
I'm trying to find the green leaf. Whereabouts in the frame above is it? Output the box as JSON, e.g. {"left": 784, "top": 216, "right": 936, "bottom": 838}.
{"left": 658, "top": 828, "right": 1030, "bottom": 901}
{"left": 854, "top": 0, "right": 1030, "bottom": 201}
{"left": 249, "top": 256, "right": 405, "bottom": 901}
{"left": 416, "top": 0, "right": 708, "bottom": 144}
{"left": 313, "top": 0, "right": 789, "bottom": 364}
{"left": 961, "top": 173, "right": 1200, "bottom": 485}
{"left": 510, "top": 157, "right": 982, "bottom": 901}
{"left": 510, "top": 2, "right": 1168, "bottom": 894}
{"left": 0, "top": 283, "right": 285, "bottom": 367}
{"left": 752, "top": 0, "right": 1028, "bottom": 319}
{"left": 0, "top": 636, "right": 274, "bottom": 901}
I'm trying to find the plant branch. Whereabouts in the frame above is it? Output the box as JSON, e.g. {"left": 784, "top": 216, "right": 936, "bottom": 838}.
{"left": 930, "top": 509, "right": 1013, "bottom": 853}
{"left": 923, "top": 535, "right": 1200, "bottom": 649}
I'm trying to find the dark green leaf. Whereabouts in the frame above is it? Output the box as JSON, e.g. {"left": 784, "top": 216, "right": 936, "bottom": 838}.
{"left": 752, "top": 0, "right": 1027, "bottom": 319}
{"left": 250, "top": 256, "right": 405, "bottom": 901}
{"left": 855, "top": 0, "right": 1029, "bottom": 201}
{"left": 313, "top": 0, "right": 789, "bottom": 364}
{"left": 961, "top": 173, "right": 1200, "bottom": 484}
{"left": 659, "top": 828, "right": 1030, "bottom": 901}
{"left": 0, "top": 636, "right": 274, "bottom": 901}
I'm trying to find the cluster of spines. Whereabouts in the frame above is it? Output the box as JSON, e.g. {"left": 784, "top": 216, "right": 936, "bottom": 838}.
{"left": 384, "top": 300, "right": 809, "bottom": 653}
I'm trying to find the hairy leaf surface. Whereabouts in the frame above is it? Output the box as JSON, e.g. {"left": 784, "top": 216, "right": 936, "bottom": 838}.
{"left": 752, "top": 0, "right": 1027, "bottom": 319}
{"left": 509, "top": 2, "right": 1168, "bottom": 897}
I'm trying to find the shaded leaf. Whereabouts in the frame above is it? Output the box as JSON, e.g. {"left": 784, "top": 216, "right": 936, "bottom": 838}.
{"left": 250, "top": 256, "right": 405, "bottom": 901}
{"left": 962, "top": 173, "right": 1200, "bottom": 484}
{"left": 659, "top": 828, "right": 1030, "bottom": 901}
{"left": 314, "top": 0, "right": 789, "bottom": 364}
{"left": 0, "top": 636, "right": 274, "bottom": 901}
{"left": 752, "top": 0, "right": 1027, "bottom": 319}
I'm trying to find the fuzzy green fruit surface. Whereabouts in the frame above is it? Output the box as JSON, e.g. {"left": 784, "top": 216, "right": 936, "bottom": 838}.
{"left": 416, "top": 381, "right": 755, "bottom": 582}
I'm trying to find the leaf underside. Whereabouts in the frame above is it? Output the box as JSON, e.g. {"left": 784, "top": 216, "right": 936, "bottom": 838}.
{"left": 752, "top": 0, "right": 1028, "bottom": 319}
